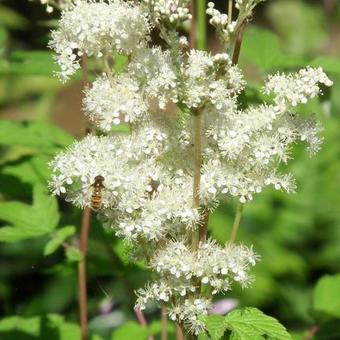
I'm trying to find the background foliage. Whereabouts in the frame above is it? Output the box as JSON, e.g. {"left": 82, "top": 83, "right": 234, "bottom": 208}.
{"left": 0, "top": 0, "right": 339, "bottom": 339}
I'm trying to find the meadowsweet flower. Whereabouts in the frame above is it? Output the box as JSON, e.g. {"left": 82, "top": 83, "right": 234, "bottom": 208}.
{"left": 83, "top": 74, "right": 148, "bottom": 130}
{"left": 49, "top": 0, "right": 149, "bottom": 80}
{"left": 264, "top": 67, "right": 333, "bottom": 107}
{"left": 136, "top": 240, "right": 258, "bottom": 333}
{"left": 206, "top": 2, "right": 237, "bottom": 43}
{"left": 128, "top": 47, "right": 178, "bottom": 109}
{"left": 143, "top": 0, "right": 192, "bottom": 24}
{"left": 48, "top": 0, "right": 332, "bottom": 334}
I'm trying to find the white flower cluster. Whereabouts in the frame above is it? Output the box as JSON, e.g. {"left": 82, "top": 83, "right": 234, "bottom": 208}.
{"left": 197, "top": 66, "right": 332, "bottom": 204}
{"left": 206, "top": 2, "right": 237, "bottom": 42}
{"left": 136, "top": 240, "right": 257, "bottom": 334}
{"left": 181, "top": 50, "right": 244, "bottom": 109}
{"left": 83, "top": 74, "right": 148, "bottom": 130}
{"left": 128, "top": 47, "right": 178, "bottom": 109}
{"left": 264, "top": 67, "right": 333, "bottom": 107}
{"left": 50, "top": 127, "right": 202, "bottom": 241}
{"left": 48, "top": 0, "right": 332, "bottom": 335}
{"left": 49, "top": 0, "right": 149, "bottom": 80}
{"left": 143, "top": 0, "right": 192, "bottom": 24}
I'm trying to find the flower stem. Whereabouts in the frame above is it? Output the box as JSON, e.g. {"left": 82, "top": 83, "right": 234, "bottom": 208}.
{"left": 192, "top": 111, "right": 202, "bottom": 251}
{"left": 232, "top": 20, "right": 246, "bottom": 65}
{"left": 229, "top": 204, "right": 244, "bottom": 243}
{"left": 104, "top": 55, "right": 114, "bottom": 83}
{"left": 189, "top": 0, "right": 196, "bottom": 49}
{"left": 228, "top": 0, "right": 233, "bottom": 24}
{"left": 134, "top": 308, "right": 154, "bottom": 340}
{"left": 161, "top": 307, "right": 168, "bottom": 340}
{"left": 79, "top": 55, "right": 91, "bottom": 340}
{"left": 78, "top": 206, "right": 91, "bottom": 340}
{"left": 176, "top": 324, "right": 185, "bottom": 340}
{"left": 197, "top": 0, "right": 206, "bottom": 51}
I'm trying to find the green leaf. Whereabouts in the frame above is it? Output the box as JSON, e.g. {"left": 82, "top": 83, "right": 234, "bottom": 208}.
{"left": 241, "top": 28, "right": 283, "bottom": 71}
{"left": 225, "top": 308, "right": 292, "bottom": 340}
{"left": 0, "top": 50, "right": 57, "bottom": 76}
{"left": 331, "top": 76, "right": 340, "bottom": 115}
{"left": 0, "top": 25, "right": 8, "bottom": 57}
{"left": 241, "top": 27, "right": 307, "bottom": 72}
{"left": 44, "top": 226, "right": 76, "bottom": 256}
{"left": 0, "top": 315, "right": 103, "bottom": 340}
{"left": 310, "top": 57, "right": 340, "bottom": 75}
{"left": 147, "top": 321, "right": 175, "bottom": 336}
{"left": 313, "top": 274, "right": 340, "bottom": 319}
{"left": 266, "top": 0, "right": 326, "bottom": 57}
{"left": 203, "top": 315, "right": 227, "bottom": 340}
{"left": 0, "top": 186, "right": 59, "bottom": 242}
{"left": 0, "top": 120, "right": 74, "bottom": 153}
{"left": 0, "top": 316, "right": 40, "bottom": 336}
{"left": 1, "top": 154, "right": 52, "bottom": 186}
{"left": 112, "top": 321, "right": 148, "bottom": 340}
{"left": 0, "top": 5, "right": 28, "bottom": 29}
{"left": 113, "top": 53, "right": 128, "bottom": 73}
{"left": 66, "top": 247, "right": 83, "bottom": 262}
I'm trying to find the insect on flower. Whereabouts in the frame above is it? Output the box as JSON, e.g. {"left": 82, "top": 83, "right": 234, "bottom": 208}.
{"left": 91, "top": 175, "right": 105, "bottom": 210}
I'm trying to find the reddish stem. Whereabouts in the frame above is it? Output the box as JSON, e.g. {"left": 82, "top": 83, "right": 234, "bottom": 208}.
{"left": 134, "top": 308, "right": 154, "bottom": 340}
{"left": 78, "top": 55, "right": 91, "bottom": 340}
{"left": 303, "top": 325, "right": 320, "bottom": 340}
{"left": 176, "top": 324, "right": 185, "bottom": 340}
{"left": 78, "top": 206, "right": 91, "bottom": 340}
{"left": 232, "top": 21, "right": 246, "bottom": 65}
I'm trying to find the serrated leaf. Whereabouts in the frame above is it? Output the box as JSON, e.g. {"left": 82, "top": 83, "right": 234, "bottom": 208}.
{"left": 202, "top": 315, "right": 226, "bottom": 340}
{"left": 0, "top": 120, "right": 74, "bottom": 153}
{"left": 0, "top": 186, "right": 59, "bottom": 242}
{"left": 313, "top": 274, "right": 340, "bottom": 319}
{"left": 66, "top": 247, "right": 83, "bottom": 262}
{"left": 225, "top": 308, "right": 292, "bottom": 340}
{"left": 1, "top": 154, "right": 52, "bottom": 186}
{"left": 112, "top": 321, "right": 148, "bottom": 340}
{"left": 44, "top": 226, "right": 76, "bottom": 256}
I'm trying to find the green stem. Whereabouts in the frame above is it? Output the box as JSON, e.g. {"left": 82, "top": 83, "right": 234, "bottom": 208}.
{"left": 228, "top": 0, "right": 233, "bottom": 24}
{"left": 191, "top": 111, "right": 202, "bottom": 251}
{"left": 229, "top": 204, "right": 244, "bottom": 243}
{"left": 197, "top": 0, "right": 206, "bottom": 51}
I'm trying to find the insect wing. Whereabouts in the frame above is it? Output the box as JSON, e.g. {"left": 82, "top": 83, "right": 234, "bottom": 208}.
{"left": 65, "top": 185, "right": 91, "bottom": 205}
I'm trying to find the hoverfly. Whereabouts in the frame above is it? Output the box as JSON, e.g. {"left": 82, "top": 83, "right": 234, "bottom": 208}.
{"left": 91, "top": 175, "right": 105, "bottom": 210}
{"left": 64, "top": 175, "right": 105, "bottom": 210}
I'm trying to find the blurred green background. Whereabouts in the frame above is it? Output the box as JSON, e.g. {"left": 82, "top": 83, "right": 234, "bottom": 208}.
{"left": 0, "top": 0, "right": 340, "bottom": 339}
